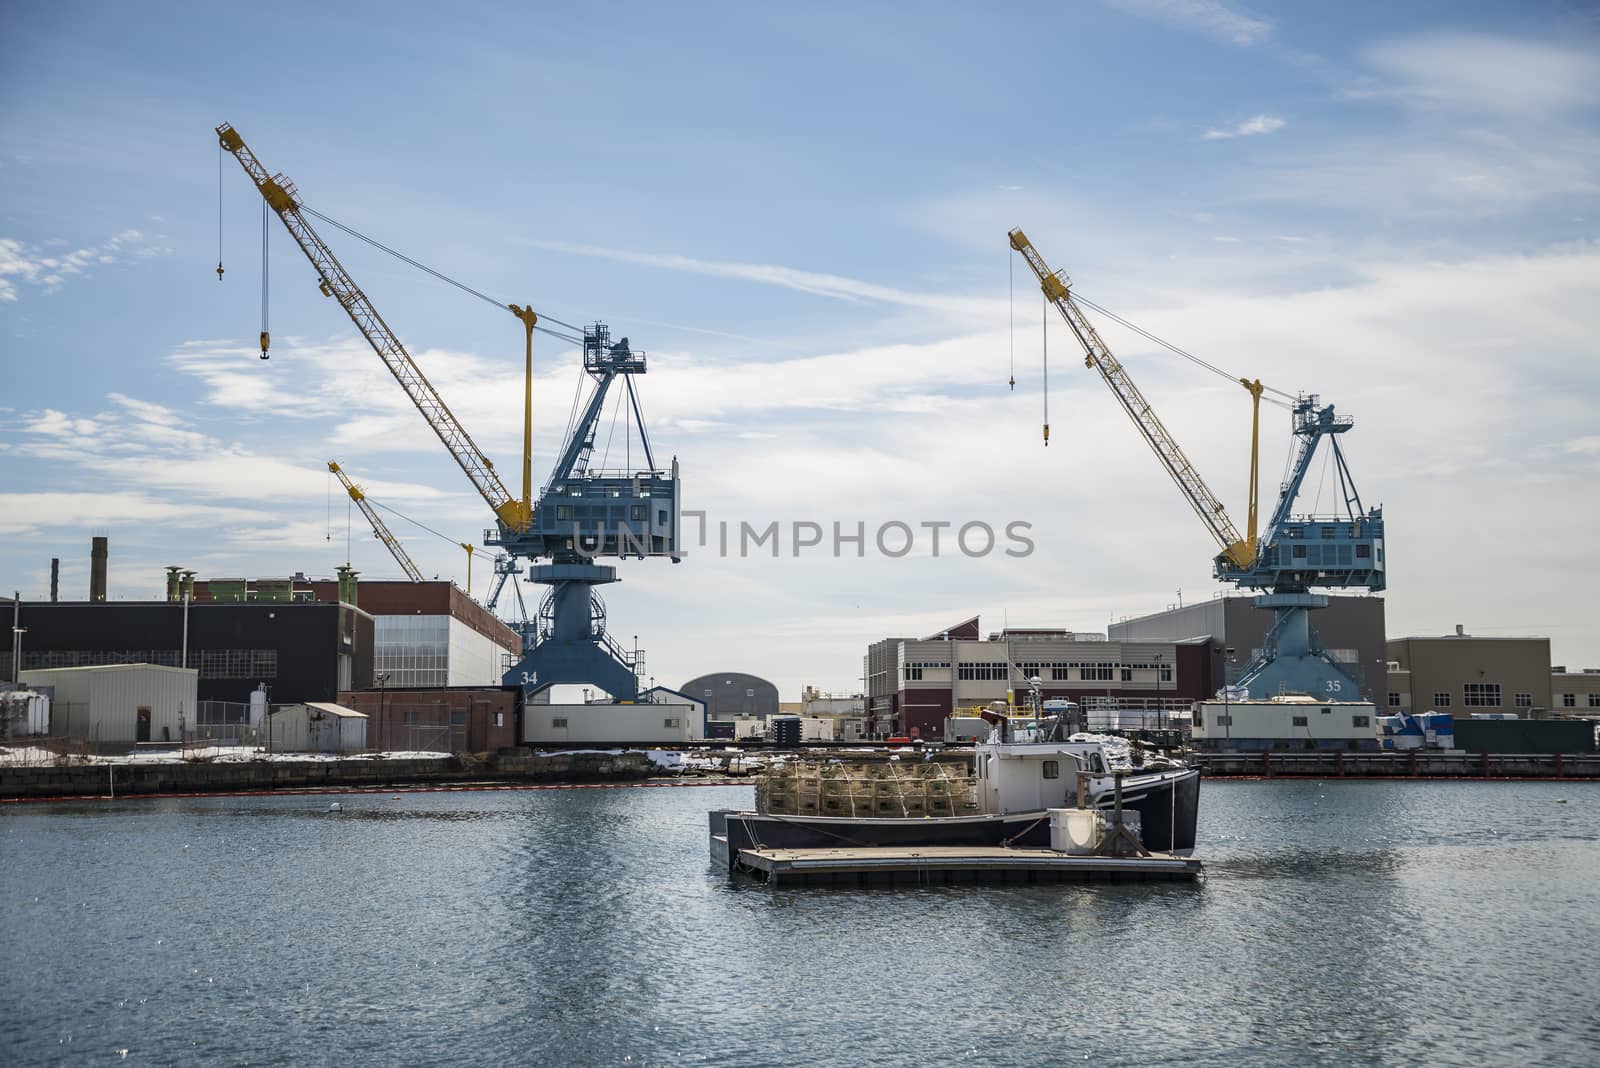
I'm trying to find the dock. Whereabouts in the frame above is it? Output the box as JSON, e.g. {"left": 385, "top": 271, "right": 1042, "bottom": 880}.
{"left": 718, "top": 840, "right": 1202, "bottom": 886}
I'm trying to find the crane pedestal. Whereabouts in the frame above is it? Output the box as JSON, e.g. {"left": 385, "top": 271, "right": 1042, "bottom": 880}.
{"left": 1232, "top": 593, "right": 1362, "bottom": 700}
{"left": 500, "top": 562, "right": 642, "bottom": 701}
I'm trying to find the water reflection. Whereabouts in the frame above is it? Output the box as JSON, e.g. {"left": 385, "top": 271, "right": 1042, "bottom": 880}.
{"left": 2, "top": 781, "right": 1596, "bottom": 1067}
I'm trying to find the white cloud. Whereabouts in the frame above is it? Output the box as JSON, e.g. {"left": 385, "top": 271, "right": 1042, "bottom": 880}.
{"left": 523, "top": 238, "right": 999, "bottom": 323}
{"left": 0, "top": 228, "right": 170, "bottom": 302}
{"left": 1102, "top": 0, "right": 1272, "bottom": 47}
{"left": 1364, "top": 33, "right": 1600, "bottom": 116}
{"left": 1203, "top": 114, "right": 1286, "bottom": 140}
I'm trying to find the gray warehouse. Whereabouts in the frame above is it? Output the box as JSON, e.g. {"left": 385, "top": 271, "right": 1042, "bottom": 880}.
{"left": 1109, "top": 595, "right": 1388, "bottom": 701}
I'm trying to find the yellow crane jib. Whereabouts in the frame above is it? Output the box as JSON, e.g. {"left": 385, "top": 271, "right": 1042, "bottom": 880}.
{"left": 328, "top": 460, "right": 425, "bottom": 582}
{"left": 507, "top": 303, "right": 539, "bottom": 535}
{"left": 1008, "top": 226, "right": 1259, "bottom": 572}
{"left": 218, "top": 122, "right": 531, "bottom": 536}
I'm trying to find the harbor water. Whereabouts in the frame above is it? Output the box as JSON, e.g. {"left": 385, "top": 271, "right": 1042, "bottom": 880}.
{"left": 3, "top": 780, "right": 1597, "bottom": 1066}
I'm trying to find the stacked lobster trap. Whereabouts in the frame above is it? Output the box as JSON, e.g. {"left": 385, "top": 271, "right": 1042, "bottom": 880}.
{"left": 756, "top": 761, "right": 979, "bottom": 818}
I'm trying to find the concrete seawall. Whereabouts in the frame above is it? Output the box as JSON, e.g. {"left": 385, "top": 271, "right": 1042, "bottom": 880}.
{"left": 0, "top": 750, "right": 662, "bottom": 800}
{"left": 1192, "top": 750, "right": 1600, "bottom": 779}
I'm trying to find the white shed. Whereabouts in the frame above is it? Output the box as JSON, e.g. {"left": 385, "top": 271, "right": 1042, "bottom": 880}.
{"left": 268, "top": 702, "right": 369, "bottom": 753}
{"left": 19, "top": 664, "right": 199, "bottom": 745}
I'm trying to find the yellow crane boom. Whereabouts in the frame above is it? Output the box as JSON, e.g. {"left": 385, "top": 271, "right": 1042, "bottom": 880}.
{"left": 328, "top": 461, "right": 424, "bottom": 582}
{"left": 1008, "top": 228, "right": 1257, "bottom": 570}
{"left": 218, "top": 122, "right": 531, "bottom": 532}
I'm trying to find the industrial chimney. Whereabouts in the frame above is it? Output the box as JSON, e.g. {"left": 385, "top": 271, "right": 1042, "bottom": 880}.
{"left": 90, "top": 536, "right": 108, "bottom": 602}
{"left": 50, "top": 558, "right": 59, "bottom": 603}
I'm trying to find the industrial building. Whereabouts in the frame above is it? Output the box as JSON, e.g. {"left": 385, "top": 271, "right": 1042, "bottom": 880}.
{"left": 19, "top": 664, "right": 199, "bottom": 745}
{"left": 865, "top": 616, "right": 1213, "bottom": 740}
{"left": 1551, "top": 666, "right": 1600, "bottom": 714}
{"left": 2, "top": 599, "right": 374, "bottom": 706}
{"left": 682, "top": 672, "right": 780, "bottom": 720}
{"left": 337, "top": 686, "right": 516, "bottom": 753}
{"left": 266, "top": 702, "right": 368, "bottom": 753}
{"left": 1387, "top": 628, "right": 1553, "bottom": 717}
{"left": 188, "top": 576, "right": 520, "bottom": 688}
{"left": 520, "top": 685, "right": 705, "bottom": 745}
{"left": 1191, "top": 695, "right": 1379, "bottom": 751}
{"left": 1108, "top": 595, "right": 1389, "bottom": 702}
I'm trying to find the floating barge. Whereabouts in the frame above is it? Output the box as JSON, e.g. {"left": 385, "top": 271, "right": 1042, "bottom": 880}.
{"left": 710, "top": 811, "right": 1202, "bottom": 886}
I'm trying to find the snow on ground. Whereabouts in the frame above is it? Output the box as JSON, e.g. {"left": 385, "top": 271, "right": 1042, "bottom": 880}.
{"left": 0, "top": 744, "right": 452, "bottom": 767}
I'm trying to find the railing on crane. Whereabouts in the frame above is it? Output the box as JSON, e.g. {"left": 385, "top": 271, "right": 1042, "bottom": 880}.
{"left": 1008, "top": 228, "right": 1258, "bottom": 571}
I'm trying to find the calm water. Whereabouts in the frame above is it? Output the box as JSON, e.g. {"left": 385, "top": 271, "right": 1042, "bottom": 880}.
{"left": 3, "top": 779, "right": 1597, "bottom": 1067}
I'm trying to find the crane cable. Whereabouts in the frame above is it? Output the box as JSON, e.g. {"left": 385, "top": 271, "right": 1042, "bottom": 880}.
{"left": 370, "top": 498, "right": 466, "bottom": 549}
{"left": 1008, "top": 253, "right": 1015, "bottom": 390}
{"left": 1072, "top": 291, "right": 1296, "bottom": 408}
{"left": 216, "top": 143, "right": 225, "bottom": 282}
{"left": 260, "top": 199, "right": 270, "bottom": 358}
{"left": 298, "top": 205, "right": 588, "bottom": 346}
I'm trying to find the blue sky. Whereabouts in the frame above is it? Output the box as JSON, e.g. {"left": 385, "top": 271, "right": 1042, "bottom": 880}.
{"left": 3, "top": 0, "right": 1598, "bottom": 696}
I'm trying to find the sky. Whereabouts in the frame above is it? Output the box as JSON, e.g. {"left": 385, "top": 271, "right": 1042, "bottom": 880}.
{"left": 2, "top": 0, "right": 1598, "bottom": 698}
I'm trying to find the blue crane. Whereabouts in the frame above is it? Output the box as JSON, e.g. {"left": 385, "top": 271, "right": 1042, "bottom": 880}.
{"left": 488, "top": 324, "right": 680, "bottom": 700}
{"left": 219, "top": 123, "right": 679, "bottom": 702}
{"left": 1008, "top": 228, "right": 1384, "bottom": 701}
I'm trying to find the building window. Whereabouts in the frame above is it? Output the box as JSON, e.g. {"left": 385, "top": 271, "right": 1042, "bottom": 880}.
{"left": 1432, "top": 691, "right": 1450, "bottom": 708}
{"left": 1356, "top": 544, "right": 1371, "bottom": 558}
{"left": 1292, "top": 544, "right": 1307, "bottom": 559}
{"left": 957, "top": 663, "right": 1008, "bottom": 681}
{"left": 1388, "top": 692, "right": 1401, "bottom": 707}
{"left": 664, "top": 718, "right": 680, "bottom": 728}
{"left": 904, "top": 666, "right": 923, "bottom": 681}
{"left": 556, "top": 505, "right": 571, "bottom": 521}
{"left": 1515, "top": 692, "right": 1532, "bottom": 709}
{"left": 1215, "top": 715, "right": 1233, "bottom": 727}
{"left": 1160, "top": 665, "right": 1172, "bottom": 683}
{"left": 630, "top": 505, "right": 646, "bottom": 521}
{"left": 1042, "top": 760, "right": 1060, "bottom": 780}
{"left": 1353, "top": 715, "right": 1370, "bottom": 728}
{"left": 1563, "top": 694, "right": 1577, "bottom": 708}
{"left": 1292, "top": 716, "right": 1308, "bottom": 727}
{"left": 1052, "top": 667, "right": 1072, "bottom": 681}
{"left": 1120, "top": 667, "right": 1133, "bottom": 682}
{"left": 551, "top": 717, "right": 568, "bottom": 728}
{"left": 1463, "top": 683, "right": 1501, "bottom": 708}
{"left": 1080, "top": 664, "right": 1114, "bottom": 682}
{"left": 450, "top": 710, "right": 466, "bottom": 725}
{"left": 1193, "top": 708, "right": 1204, "bottom": 727}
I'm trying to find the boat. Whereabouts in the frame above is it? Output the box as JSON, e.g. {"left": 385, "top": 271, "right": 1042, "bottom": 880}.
{"left": 710, "top": 712, "right": 1200, "bottom": 868}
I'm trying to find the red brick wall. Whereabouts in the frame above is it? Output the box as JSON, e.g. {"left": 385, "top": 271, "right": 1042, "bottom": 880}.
{"left": 338, "top": 687, "right": 516, "bottom": 754}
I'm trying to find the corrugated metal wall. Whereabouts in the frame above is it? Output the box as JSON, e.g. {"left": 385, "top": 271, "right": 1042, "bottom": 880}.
{"left": 22, "top": 665, "right": 198, "bottom": 744}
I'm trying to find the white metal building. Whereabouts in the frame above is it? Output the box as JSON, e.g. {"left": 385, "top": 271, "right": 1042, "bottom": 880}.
{"left": 522, "top": 688, "right": 706, "bottom": 745}
{"left": 1191, "top": 694, "right": 1379, "bottom": 751}
{"left": 267, "top": 702, "right": 369, "bottom": 753}
{"left": 19, "top": 664, "right": 199, "bottom": 745}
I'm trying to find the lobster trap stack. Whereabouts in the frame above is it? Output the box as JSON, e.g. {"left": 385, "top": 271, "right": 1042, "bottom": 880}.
{"left": 755, "top": 761, "right": 979, "bottom": 818}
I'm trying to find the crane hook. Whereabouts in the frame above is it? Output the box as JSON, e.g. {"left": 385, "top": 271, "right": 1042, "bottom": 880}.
{"left": 216, "top": 262, "right": 225, "bottom": 281}
{"left": 259, "top": 330, "right": 271, "bottom": 360}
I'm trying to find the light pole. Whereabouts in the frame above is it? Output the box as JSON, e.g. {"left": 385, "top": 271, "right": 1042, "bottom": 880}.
{"left": 1223, "top": 646, "right": 1236, "bottom": 746}
{"left": 12, "top": 626, "right": 27, "bottom": 683}
{"left": 375, "top": 671, "right": 390, "bottom": 750}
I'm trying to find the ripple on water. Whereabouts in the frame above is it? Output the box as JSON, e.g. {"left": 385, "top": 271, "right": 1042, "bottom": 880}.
{"left": 0, "top": 781, "right": 1596, "bottom": 1067}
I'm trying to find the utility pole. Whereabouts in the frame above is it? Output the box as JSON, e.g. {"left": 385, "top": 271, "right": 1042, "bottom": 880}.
{"left": 10, "top": 591, "right": 19, "bottom": 683}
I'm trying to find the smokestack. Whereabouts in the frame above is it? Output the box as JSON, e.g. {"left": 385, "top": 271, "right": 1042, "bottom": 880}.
{"left": 50, "top": 559, "right": 59, "bottom": 603}
{"left": 91, "top": 536, "right": 108, "bottom": 602}
{"left": 1455, "top": 623, "right": 1465, "bottom": 637}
